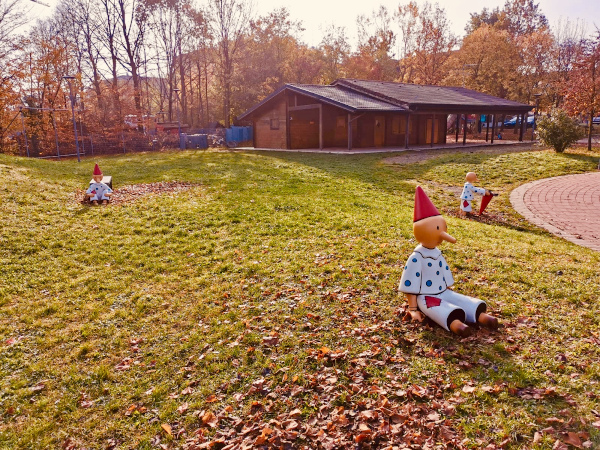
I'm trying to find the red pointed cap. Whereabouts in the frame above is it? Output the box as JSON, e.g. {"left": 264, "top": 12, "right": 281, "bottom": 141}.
{"left": 93, "top": 164, "right": 102, "bottom": 176}
{"left": 413, "top": 186, "right": 440, "bottom": 222}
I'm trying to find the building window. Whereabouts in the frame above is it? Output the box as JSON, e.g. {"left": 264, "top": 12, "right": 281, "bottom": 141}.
{"left": 270, "top": 118, "right": 279, "bottom": 130}
{"left": 336, "top": 116, "right": 346, "bottom": 128}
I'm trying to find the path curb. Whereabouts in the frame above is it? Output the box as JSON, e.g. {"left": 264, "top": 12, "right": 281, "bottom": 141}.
{"left": 510, "top": 172, "right": 600, "bottom": 251}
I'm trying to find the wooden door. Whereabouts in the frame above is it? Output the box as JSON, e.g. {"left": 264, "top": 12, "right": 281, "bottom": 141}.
{"left": 374, "top": 116, "right": 385, "bottom": 147}
{"left": 289, "top": 109, "right": 319, "bottom": 149}
{"left": 426, "top": 119, "right": 440, "bottom": 144}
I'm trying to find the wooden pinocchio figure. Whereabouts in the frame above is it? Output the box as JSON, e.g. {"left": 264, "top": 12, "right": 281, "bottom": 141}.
{"left": 86, "top": 164, "right": 113, "bottom": 205}
{"left": 399, "top": 186, "right": 499, "bottom": 337}
{"left": 459, "top": 172, "right": 490, "bottom": 216}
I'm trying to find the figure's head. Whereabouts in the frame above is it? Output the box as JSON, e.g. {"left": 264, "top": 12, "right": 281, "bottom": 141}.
{"left": 413, "top": 215, "right": 456, "bottom": 248}
{"left": 465, "top": 172, "right": 478, "bottom": 183}
{"left": 93, "top": 163, "right": 103, "bottom": 183}
{"left": 412, "top": 186, "right": 456, "bottom": 248}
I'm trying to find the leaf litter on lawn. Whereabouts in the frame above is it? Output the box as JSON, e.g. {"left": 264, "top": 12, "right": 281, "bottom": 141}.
{"left": 74, "top": 181, "right": 201, "bottom": 205}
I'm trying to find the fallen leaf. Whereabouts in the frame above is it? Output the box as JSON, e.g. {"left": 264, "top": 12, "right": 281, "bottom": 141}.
{"left": 427, "top": 412, "right": 440, "bottom": 421}
{"left": 161, "top": 423, "right": 172, "bottom": 436}
{"left": 177, "top": 402, "right": 189, "bottom": 414}
{"left": 262, "top": 336, "right": 279, "bottom": 346}
{"left": 202, "top": 411, "right": 218, "bottom": 428}
{"left": 562, "top": 432, "right": 583, "bottom": 448}
{"left": 289, "top": 408, "right": 302, "bottom": 419}
{"left": 553, "top": 440, "right": 568, "bottom": 450}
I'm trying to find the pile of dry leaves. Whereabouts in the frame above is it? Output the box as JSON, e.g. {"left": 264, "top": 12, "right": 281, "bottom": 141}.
{"left": 75, "top": 181, "right": 200, "bottom": 205}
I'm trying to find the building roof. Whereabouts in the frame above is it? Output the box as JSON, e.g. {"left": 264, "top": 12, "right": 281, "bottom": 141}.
{"left": 333, "top": 79, "right": 532, "bottom": 112}
{"left": 238, "top": 79, "right": 531, "bottom": 121}
{"left": 238, "top": 84, "right": 406, "bottom": 120}
{"left": 288, "top": 84, "right": 407, "bottom": 112}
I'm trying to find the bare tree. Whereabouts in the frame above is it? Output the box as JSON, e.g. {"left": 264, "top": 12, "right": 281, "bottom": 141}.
{"left": 0, "top": 0, "right": 29, "bottom": 61}
{"left": 56, "top": 0, "right": 105, "bottom": 115}
{"left": 97, "top": 0, "right": 122, "bottom": 122}
{"left": 188, "top": 5, "right": 212, "bottom": 127}
{"left": 207, "top": 0, "right": 253, "bottom": 127}
{"left": 116, "top": 0, "right": 147, "bottom": 121}
{"left": 147, "top": 0, "right": 180, "bottom": 122}
{"left": 395, "top": 2, "right": 418, "bottom": 82}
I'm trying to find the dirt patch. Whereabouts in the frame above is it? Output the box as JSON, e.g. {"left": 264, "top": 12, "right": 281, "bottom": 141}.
{"left": 383, "top": 143, "right": 540, "bottom": 165}
{"left": 75, "top": 181, "right": 200, "bottom": 205}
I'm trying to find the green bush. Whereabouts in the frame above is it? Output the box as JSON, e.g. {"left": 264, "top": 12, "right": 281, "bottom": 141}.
{"left": 535, "top": 108, "right": 584, "bottom": 153}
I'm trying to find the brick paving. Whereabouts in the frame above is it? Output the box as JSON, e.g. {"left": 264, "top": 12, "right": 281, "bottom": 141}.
{"left": 510, "top": 172, "right": 600, "bottom": 251}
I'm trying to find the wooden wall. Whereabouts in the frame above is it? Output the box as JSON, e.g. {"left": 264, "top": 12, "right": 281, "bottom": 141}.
{"left": 251, "top": 91, "right": 448, "bottom": 149}
{"left": 254, "top": 98, "right": 287, "bottom": 149}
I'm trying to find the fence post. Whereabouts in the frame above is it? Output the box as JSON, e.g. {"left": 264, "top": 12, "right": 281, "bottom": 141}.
{"left": 52, "top": 113, "right": 60, "bottom": 159}
{"left": 20, "top": 108, "right": 30, "bottom": 157}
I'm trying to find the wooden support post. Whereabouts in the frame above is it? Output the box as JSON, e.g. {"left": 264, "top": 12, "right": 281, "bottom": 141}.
{"left": 285, "top": 95, "right": 291, "bottom": 149}
{"left": 318, "top": 104, "right": 323, "bottom": 150}
{"left": 455, "top": 114, "right": 460, "bottom": 143}
{"left": 519, "top": 113, "right": 525, "bottom": 142}
{"left": 405, "top": 114, "right": 410, "bottom": 149}
{"left": 430, "top": 113, "right": 435, "bottom": 147}
{"left": 347, "top": 114, "right": 352, "bottom": 150}
{"left": 491, "top": 114, "right": 496, "bottom": 144}
{"left": 463, "top": 113, "right": 468, "bottom": 145}
{"left": 485, "top": 114, "right": 490, "bottom": 142}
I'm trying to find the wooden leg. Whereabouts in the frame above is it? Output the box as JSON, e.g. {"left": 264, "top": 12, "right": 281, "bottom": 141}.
{"left": 449, "top": 319, "right": 473, "bottom": 337}
{"left": 477, "top": 313, "right": 499, "bottom": 329}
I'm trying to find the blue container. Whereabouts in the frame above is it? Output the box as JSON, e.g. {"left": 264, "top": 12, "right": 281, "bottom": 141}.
{"left": 226, "top": 126, "right": 253, "bottom": 144}
{"left": 186, "top": 134, "right": 208, "bottom": 149}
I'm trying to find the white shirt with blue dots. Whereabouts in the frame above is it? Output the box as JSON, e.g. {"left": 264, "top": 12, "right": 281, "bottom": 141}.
{"left": 399, "top": 244, "right": 454, "bottom": 295}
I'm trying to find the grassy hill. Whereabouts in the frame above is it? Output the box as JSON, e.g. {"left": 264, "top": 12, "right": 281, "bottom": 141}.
{"left": 0, "top": 146, "right": 599, "bottom": 449}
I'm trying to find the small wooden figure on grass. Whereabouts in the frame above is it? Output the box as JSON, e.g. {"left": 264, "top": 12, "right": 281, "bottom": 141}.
{"left": 460, "top": 172, "right": 492, "bottom": 216}
{"left": 399, "top": 186, "right": 499, "bottom": 337}
{"left": 86, "top": 164, "right": 113, "bottom": 205}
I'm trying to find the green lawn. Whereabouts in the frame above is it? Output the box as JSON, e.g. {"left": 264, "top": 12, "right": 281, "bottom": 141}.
{"left": 1, "top": 146, "right": 599, "bottom": 449}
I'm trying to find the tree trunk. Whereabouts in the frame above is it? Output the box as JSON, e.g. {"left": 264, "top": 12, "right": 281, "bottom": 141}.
{"left": 589, "top": 110, "right": 594, "bottom": 151}
{"left": 196, "top": 59, "right": 204, "bottom": 126}
{"left": 178, "top": 40, "right": 187, "bottom": 126}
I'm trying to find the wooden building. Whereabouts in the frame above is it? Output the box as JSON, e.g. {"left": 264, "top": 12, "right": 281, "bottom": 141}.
{"left": 238, "top": 79, "right": 533, "bottom": 150}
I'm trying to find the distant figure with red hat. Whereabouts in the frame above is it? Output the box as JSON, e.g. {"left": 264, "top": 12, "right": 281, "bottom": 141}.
{"left": 460, "top": 172, "right": 491, "bottom": 216}
{"left": 399, "top": 186, "right": 498, "bottom": 337}
{"left": 86, "top": 164, "right": 113, "bottom": 205}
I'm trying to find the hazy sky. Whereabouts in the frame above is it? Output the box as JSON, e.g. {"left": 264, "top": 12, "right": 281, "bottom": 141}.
{"left": 25, "top": 0, "right": 600, "bottom": 48}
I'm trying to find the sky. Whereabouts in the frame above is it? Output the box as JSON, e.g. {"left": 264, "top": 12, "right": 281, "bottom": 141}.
{"left": 23, "top": 0, "right": 600, "bottom": 48}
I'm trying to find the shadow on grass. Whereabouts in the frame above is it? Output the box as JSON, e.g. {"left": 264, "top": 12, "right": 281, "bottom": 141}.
{"left": 265, "top": 149, "right": 567, "bottom": 236}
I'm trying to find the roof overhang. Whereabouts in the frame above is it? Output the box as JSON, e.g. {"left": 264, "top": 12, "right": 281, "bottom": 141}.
{"left": 237, "top": 84, "right": 406, "bottom": 121}
{"left": 332, "top": 78, "right": 532, "bottom": 114}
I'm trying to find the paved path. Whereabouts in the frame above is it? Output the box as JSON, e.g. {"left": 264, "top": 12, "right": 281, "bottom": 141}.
{"left": 510, "top": 172, "right": 600, "bottom": 251}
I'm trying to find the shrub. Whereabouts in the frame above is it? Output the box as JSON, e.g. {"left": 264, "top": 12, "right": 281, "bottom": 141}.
{"left": 535, "top": 108, "right": 584, "bottom": 153}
